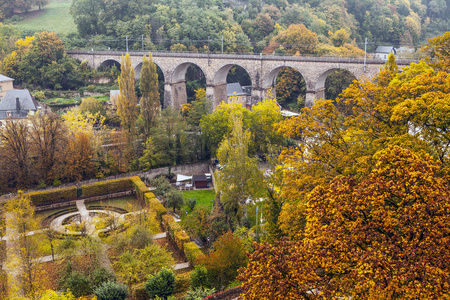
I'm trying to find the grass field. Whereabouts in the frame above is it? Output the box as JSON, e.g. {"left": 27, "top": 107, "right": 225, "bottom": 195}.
{"left": 13, "top": 0, "right": 75, "bottom": 35}
{"left": 85, "top": 196, "right": 139, "bottom": 212}
{"left": 181, "top": 189, "right": 215, "bottom": 210}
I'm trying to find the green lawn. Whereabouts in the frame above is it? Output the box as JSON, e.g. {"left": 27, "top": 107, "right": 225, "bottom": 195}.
{"left": 13, "top": 0, "right": 76, "bottom": 35}
{"left": 181, "top": 189, "right": 215, "bottom": 210}
{"left": 85, "top": 196, "right": 140, "bottom": 212}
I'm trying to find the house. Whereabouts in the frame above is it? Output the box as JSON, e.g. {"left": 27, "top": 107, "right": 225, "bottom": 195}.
{"left": 192, "top": 175, "right": 208, "bottom": 189}
{"left": 110, "top": 90, "right": 120, "bottom": 106}
{"left": 0, "top": 89, "right": 39, "bottom": 120}
{"left": 0, "top": 74, "right": 14, "bottom": 101}
{"left": 227, "top": 83, "right": 251, "bottom": 107}
{"left": 373, "top": 46, "right": 397, "bottom": 60}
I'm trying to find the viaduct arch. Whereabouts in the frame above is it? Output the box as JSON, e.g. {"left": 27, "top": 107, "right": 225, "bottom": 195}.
{"left": 67, "top": 50, "right": 413, "bottom": 109}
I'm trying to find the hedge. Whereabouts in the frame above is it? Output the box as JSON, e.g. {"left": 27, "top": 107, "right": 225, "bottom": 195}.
{"left": 168, "top": 221, "right": 182, "bottom": 241}
{"left": 81, "top": 177, "right": 133, "bottom": 197}
{"left": 146, "top": 196, "right": 167, "bottom": 220}
{"left": 26, "top": 186, "right": 77, "bottom": 206}
{"left": 130, "top": 176, "right": 149, "bottom": 201}
{"left": 174, "top": 230, "right": 190, "bottom": 251}
{"left": 184, "top": 242, "right": 205, "bottom": 264}
{"left": 162, "top": 214, "right": 176, "bottom": 231}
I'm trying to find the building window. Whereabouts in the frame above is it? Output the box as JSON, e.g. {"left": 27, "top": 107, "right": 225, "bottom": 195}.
{"left": 0, "top": 85, "right": 2, "bottom": 91}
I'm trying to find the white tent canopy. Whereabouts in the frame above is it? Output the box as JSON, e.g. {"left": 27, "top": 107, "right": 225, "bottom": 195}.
{"left": 176, "top": 174, "right": 192, "bottom": 182}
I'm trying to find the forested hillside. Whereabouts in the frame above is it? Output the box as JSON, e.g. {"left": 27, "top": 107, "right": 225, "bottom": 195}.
{"left": 65, "top": 0, "right": 450, "bottom": 52}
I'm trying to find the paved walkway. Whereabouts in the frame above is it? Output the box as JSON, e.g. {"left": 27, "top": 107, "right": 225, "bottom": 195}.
{"left": 152, "top": 232, "right": 167, "bottom": 239}
{"left": 173, "top": 262, "right": 190, "bottom": 270}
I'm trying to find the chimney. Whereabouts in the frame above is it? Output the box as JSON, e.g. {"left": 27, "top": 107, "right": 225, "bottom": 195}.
{"left": 16, "top": 97, "right": 20, "bottom": 113}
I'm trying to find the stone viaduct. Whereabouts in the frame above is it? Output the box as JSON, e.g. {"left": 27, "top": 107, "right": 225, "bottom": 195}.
{"left": 67, "top": 50, "right": 413, "bottom": 109}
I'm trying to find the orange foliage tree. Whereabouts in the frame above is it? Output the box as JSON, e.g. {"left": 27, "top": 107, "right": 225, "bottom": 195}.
{"left": 240, "top": 146, "right": 450, "bottom": 299}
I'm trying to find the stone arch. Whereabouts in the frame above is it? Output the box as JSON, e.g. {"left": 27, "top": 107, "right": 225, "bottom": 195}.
{"left": 99, "top": 59, "right": 121, "bottom": 71}
{"left": 165, "top": 62, "right": 207, "bottom": 108}
{"left": 214, "top": 63, "right": 252, "bottom": 85}
{"left": 134, "top": 61, "right": 165, "bottom": 80}
{"left": 262, "top": 65, "right": 308, "bottom": 100}
{"left": 170, "top": 62, "right": 207, "bottom": 84}
{"left": 316, "top": 67, "right": 357, "bottom": 100}
{"left": 212, "top": 63, "right": 253, "bottom": 108}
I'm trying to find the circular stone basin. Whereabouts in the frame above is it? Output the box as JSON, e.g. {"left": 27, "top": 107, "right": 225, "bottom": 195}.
{"left": 62, "top": 214, "right": 81, "bottom": 225}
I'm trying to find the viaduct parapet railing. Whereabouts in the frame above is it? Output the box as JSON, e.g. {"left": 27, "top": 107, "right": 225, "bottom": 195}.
{"left": 67, "top": 50, "right": 416, "bottom": 109}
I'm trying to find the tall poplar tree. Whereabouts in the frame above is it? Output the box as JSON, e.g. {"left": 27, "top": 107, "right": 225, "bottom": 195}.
{"left": 117, "top": 53, "right": 138, "bottom": 133}
{"left": 140, "top": 52, "right": 160, "bottom": 136}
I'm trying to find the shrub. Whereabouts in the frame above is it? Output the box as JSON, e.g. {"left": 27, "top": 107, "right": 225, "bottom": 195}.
{"left": 184, "top": 243, "right": 205, "bottom": 265}
{"left": 191, "top": 265, "right": 210, "bottom": 289}
{"left": 145, "top": 267, "right": 176, "bottom": 299}
{"left": 94, "top": 280, "right": 129, "bottom": 300}
{"left": 60, "top": 272, "right": 91, "bottom": 298}
{"left": 131, "top": 283, "right": 148, "bottom": 300}
{"left": 184, "top": 287, "right": 216, "bottom": 300}
{"left": 81, "top": 178, "right": 133, "bottom": 197}
{"left": 91, "top": 267, "right": 115, "bottom": 290}
{"left": 27, "top": 186, "right": 77, "bottom": 206}
{"left": 175, "top": 271, "right": 192, "bottom": 293}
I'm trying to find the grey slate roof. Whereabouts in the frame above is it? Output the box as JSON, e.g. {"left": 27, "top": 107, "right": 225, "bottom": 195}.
{"left": 0, "top": 89, "right": 38, "bottom": 119}
{"left": 375, "top": 46, "right": 397, "bottom": 54}
{"left": 227, "top": 82, "right": 247, "bottom": 96}
{"left": 0, "top": 74, "right": 14, "bottom": 82}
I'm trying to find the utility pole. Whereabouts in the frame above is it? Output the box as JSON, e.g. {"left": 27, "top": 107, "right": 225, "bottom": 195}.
{"left": 126, "top": 36, "right": 129, "bottom": 53}
{"left": 364, "top": 37, "right": 367, "bottom": 73}
{"left": 221, "top": 35, "right": 224, "bottom": 54}
{"left": 142, "top": 35, "right": 144, "bottom": 51}
{"left": 256, "top": 206, "right": 259, "bottom": 243}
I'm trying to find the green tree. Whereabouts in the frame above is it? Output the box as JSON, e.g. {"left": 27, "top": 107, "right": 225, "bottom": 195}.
{"left": 140, "top": 52, "right": 160, "bottom": 136}
{"left": 145, "top": 267, "right": 176, "bottom": 299}
{"left": 117, "top": 53, "right": 138, "bottom": 133}
{"left": 165, "top": 189, "right": 184, "bottom": 213}
{"left": 94, "top": 281, "right": 129, "bottom": 300}
{"left": 139, "top": 107, "right": 190, "bottom": 173}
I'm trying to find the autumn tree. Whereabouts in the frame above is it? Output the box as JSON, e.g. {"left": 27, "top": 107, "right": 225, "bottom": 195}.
{"left": 199, "top": 231, "right": 248, "bottom": 291}
{"left": 216, "top": 114, "right": 263, "bottom": 228}
{"left": 29, "top": 112, "right": 67, "bottom": 185}
{"left": 274, "top": 24, "right": 318, "bottom": 55}
{"left": 275, "top": 67, "right": 306, "bottom": 111}
{"left": 423, "top": 31, "right": 450, "bottom": 72}
{"left": 5, "top": 191, "right": 44, "bottom": 299}
{"left": 240, "top": 146, "right": 450, "bottom": 299}
{"left": 117, "top": 53, "right": 138, "bottom": 133}
{"left": 200, "top": 102, "right": 250, "bottom": 156}
{"left": 139, "top": 52, "right": 160, "bottom": 136}
{"left": 0, "top": 120, "right": 32, "bottom": 190}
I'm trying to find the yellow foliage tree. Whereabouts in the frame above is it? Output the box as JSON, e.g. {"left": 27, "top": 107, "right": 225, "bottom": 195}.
{"left": 117, "top": 53, "right": 138, "bottom": 133}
